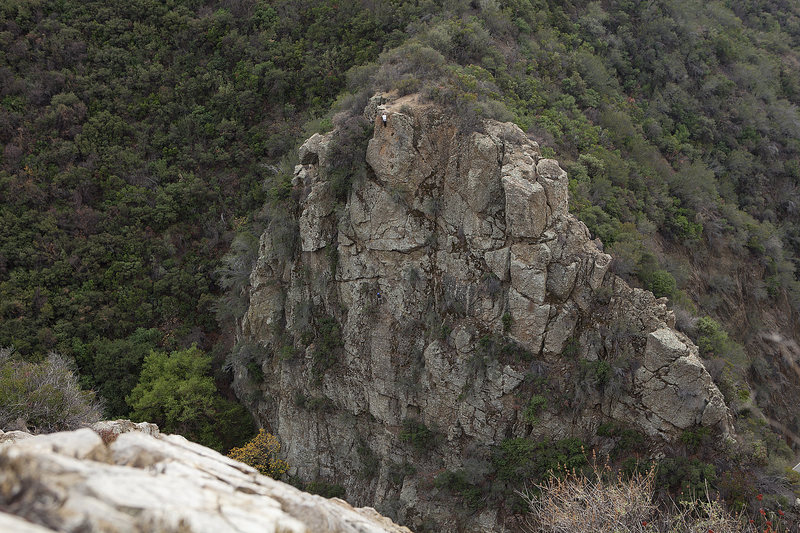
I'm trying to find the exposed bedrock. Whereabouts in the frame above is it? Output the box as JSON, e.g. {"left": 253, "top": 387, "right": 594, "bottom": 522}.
{"left": 237, "top": 95, "right": 734, "bottom": 531}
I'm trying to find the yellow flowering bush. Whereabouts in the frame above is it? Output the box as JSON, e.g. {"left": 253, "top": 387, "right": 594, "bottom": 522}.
{"left": 227, "top": 429, "right": 289, "bottom": 479}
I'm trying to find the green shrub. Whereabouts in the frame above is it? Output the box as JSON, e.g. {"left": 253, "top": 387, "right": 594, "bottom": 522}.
{"left": 695, "top": 316, "right": 747, "bottom": 366}
{"left": 492, "top": 437, "right": 587, "bottom": 483}
{"left": 498, "top": 337, "right": 532, "bottom": 362}
{"left": 581, "top": 359, "right": 612, "bottom": 389}
{"left": 561, "top": 337, "right": 580, "bottom": 358}
{"left": 435, "top": 469, "right": 484, "bottom": 509}
{"left": 388, "top": 461, "right": 416, "bottom": 485}
{"left": 305, "top": 481, "right": 346, "bottom": 498}
{"left": 400, "top": 418, "right": 439, "bottom": 452}
{"left": 312, "top": 316, "right": 343, "bottom": 380}
{"left": 656, "top": 457, "right": 716, "bottom": 499}
{"left": 648, "top": 269, "right": 676, "bottom": 298}
{"left": 324, "top": 115, "right": 371, "bottom": 202}
{"left": 501, "top": 312, "right": 512, "bottom": 332}
{"left": 596, "top": 422, "right": 646, "bottom": 459}
{"left": 245, "top": 361, "right": 264, "bottom": 383}
{"left": 127, "top": 345, "right": 253, "bottom": 451}
{"left": 293, "top": 390, "right": 334, "bottom": 412}
{"left": 523, "top": 394, "right": 548, "bottom": 424}
{"left": 680, "top": 426, "right": 711, "bottom": 453}
{"left": 279, "top": 344, "right": 299, "bottom": 360}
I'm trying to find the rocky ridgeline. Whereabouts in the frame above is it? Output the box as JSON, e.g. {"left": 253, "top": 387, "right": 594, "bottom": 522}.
{"left": 236, "top": 94, "right": 734, "bottom": 530}
{"left": 0, "top": 421, "right": 411, "bottom": 533}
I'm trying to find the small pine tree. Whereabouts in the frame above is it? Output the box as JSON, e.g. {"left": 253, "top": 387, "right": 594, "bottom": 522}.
{"left": 227, "top": 429, "right": 289, "bottom": 479}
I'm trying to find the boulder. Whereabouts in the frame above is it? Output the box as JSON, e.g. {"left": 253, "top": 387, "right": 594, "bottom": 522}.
{"left": 0, "top": 423, "right": 412, "bottom": 533}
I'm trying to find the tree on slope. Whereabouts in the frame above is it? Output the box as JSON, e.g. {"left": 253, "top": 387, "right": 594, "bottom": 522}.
{"left": 127, "top": 345, "right": 253, "bottom": 451}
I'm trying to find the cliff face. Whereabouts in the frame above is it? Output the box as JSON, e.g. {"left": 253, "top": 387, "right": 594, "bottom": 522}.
{"left": 237, "top": 94, "right": 734, "bottom": 530}
{"left": 0, "top": 421, "right": 409, "bottom": 533}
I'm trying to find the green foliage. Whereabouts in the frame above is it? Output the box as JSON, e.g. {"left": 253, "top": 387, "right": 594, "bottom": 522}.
{"left": 695, "top": 316, "right": 747, "bottom": 367}
{"left": 245, "top": 361, "right": 264, "bottom": 384}
{"left": 127, "top": 345, "right": 253, "bottom": 451}
{"left": 716, "top": 470, "right": 757, "bottom": 512}
{"left": 492, "top": 437, "right": 588, "bottom": 483}
{"left": 0, "top": 0, "right": 429, "bottom": 434}
{"left": 312, "top": 316, "right": 342, "bottom": 380}
{"left": 357, "top": 440, "right": 380, "bottom": 480}
{"left": 501, "top": 312, "right": 512, "bottom": 332}
{"left": 680, "top": 427, "right": 712, "bottom": 454}
{"left": 293, "top": 390, "right": 334, "bottom": 412}
{"left": 0, "top": 347, "right": 100, "bottom": 432}
{"left": 399, "top": 418, "right": 439, "bottom": 452}
{"left": 434, "top": 470, "right": 484, "bottom": 510}
{"left": 580, "top": 359, "right": 612, "bottom": 390}
{"left": 596, "top": 422, "right": 646, "bottom": 460}
{"left": 561, "top": 337, "right": 580, "bottom": 359}
{"left": 523, "top": 394, "right": 548, "bottom": 424}
{"left": 647, "top": 270, "right": 677, "bottom": 299}
{"left": 324, "top": 115, "right": 372, "bottom": 202}
{"left": 5, "top": 0, "right": 800, "bottom": 496}
{"left": 388, "top": 461, "right": 416, "bottom": 485}
{"left": 305, "top": 481, "right": 346, "bottom": 499}
{"left": 73, "top": 327, "right": 161, "bottom": 417}
{"left": 478, "top": 333, "right": 532, "bottom": 363}
{"left": 656, "top": 457, "right": 716, "bottom": 500}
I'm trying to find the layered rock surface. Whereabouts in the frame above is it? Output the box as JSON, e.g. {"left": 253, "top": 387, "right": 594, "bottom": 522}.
{"left": 238, "top": 94, "right": 734, "bottom": 531}
{"left": 0, "top": 422, "right": 411, "bottom": 533}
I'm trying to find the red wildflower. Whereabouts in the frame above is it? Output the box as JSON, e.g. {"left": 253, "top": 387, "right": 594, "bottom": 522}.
{"left": 757, "top": 494, "right": 763, "bottom": 501}
{"left": 778, "top": 510, "right": 784, "bottom": 516}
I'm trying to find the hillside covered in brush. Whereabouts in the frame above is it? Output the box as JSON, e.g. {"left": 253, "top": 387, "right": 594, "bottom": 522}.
{"left": 2, "top": 0, "right": 800, "bottom": 526}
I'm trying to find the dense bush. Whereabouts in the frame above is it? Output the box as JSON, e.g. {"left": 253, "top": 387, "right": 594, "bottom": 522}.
{"left": 519, "top": 460, "right": 756, "bottom": 533}
{"left": 0, "top": 346, "right": 100, "bottom": 432}
{"left": 127, "top": 345, "right": 253, "bottom": 451}
{"left": 647, "top": 270, "right": 677, "bottom": 299}
{"left": 4, "top": 3, "right": 800, "bottom": 521}
{"left": 227, "top": 428, "right": 289, "bottom": 480}
{"left": 492, "top": 437, "right": 588, "bottom": 482}
{"left": 0, "top": 0, "right": 430, "bottom": 440}
{"left": 523, "top": 394, "right": 548, "bottom": 424}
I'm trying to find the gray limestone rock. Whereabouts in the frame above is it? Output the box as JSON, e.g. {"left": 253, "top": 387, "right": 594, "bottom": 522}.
{"left": 501, "top": 173, "right": 548, "bottom": 239}
{"left": 0, "top": 424, "right": 411, "bottom": 533}
{"left": 236, "top": 95, "right": 735, "bottom": 532}
{"left": 536, "top": 158, "right": 569, "bottom": 215}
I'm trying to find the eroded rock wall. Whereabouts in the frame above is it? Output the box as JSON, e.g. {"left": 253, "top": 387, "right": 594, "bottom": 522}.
{"left": 237, "top": 95, "right": 734, "bottom": 531}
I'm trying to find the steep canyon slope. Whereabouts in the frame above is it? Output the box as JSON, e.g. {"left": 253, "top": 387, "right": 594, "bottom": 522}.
{"left": 235, "top": 95, "right": 733, "bottom": 531}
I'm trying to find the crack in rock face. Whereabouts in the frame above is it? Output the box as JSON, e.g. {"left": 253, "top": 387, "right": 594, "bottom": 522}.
{"left": 237, "top": 94, "right": 734, "bottom": 531}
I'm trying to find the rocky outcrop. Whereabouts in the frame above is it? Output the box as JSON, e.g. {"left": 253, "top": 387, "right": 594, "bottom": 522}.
{"left": 237, "top": 94, "right": 734, "bottom": 531}
{"left": 0, "top": 423, "right": 411, "bottom": 533}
